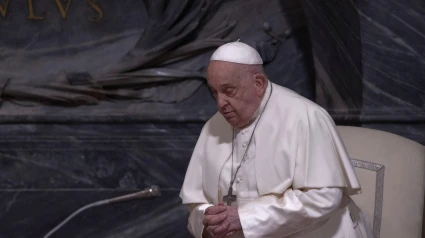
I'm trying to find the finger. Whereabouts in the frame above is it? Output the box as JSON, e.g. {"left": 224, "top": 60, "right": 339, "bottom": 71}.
{"left": 218, "top": 202, "right": 225, "bottom": 206}
{"left": 210, "top": 213, "right": 227, "bottom": 225}
{"left": 213, "top": 221, "right": 230, "bottom": 235}
{"left": 206, "top": 206, "right": 227, "bottom": 215}
{"left": 226, "top": 231, "right": 235, "bottom": 236}
{"left": 205, "top": 225, "right": 219, "bottom": 235}
{"left": 203, "top": 216, "right": 210, "bottom": 226}
{"left": 203, "top": 215, "right": 214, "bottom": 226}
{"left": 212, "top": 225, "right": 229, "bottom": 238}
{"left": 211, "top": 226, "right": 228, "bottom": 238}
{"left": 205, "top": 206, "right": 227, "bottom": 215}
{"left": 213, "top": 234, "right": 226, "bottom": 238}
{"left": 203, "top": 214, "right": 222, "bottom": 226}
{"left": 204, "top": 213, "right": 227, "bottom": 226}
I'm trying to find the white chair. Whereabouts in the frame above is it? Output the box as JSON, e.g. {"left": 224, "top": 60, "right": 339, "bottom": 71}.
{"left": 336, "top": 126, "right": 425, "bottom": 238}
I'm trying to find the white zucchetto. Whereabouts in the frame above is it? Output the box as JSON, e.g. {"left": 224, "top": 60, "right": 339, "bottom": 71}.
{"left": 210, "top": 41, "right": 263, "bottom": 65}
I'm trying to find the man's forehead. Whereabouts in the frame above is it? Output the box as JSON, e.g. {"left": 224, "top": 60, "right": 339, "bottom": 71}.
{"left": 207, "top": 61, "right": 232, "bottom": 72}
{"left": 207, "top": 81, "right": 233, "bottom": 89}
{"left": 207, "top": 69, "right": 238, "bottom": 89}
{"left": 207, "top": 75, "right": 232, "bottom": 88}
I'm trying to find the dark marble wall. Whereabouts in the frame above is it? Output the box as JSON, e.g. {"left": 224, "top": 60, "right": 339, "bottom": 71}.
{"left": 0, "top": 123, "right": 202, "bottom": 237}
{"left": 0, "top": 0, "right": 314, "bottom": 237}
{"left": 0, "top": 0, "right": 424, "bottom": 237}
{"left": 302, "top": 0, "right": 425, "bottom": 145}
{"left": 0, "top": 0, "right": 313, "bottom": 117}
{"left": 302, "top": 1, "right": 425, "bottom": 234}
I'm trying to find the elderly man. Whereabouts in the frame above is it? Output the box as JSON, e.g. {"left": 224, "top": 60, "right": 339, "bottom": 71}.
{"left": 179, "top": 41, "right": 373, "bottom": 238}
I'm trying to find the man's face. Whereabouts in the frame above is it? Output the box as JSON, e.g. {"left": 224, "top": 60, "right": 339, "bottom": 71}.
{"left": 207, "top": 61, "right": 263, "bottom": 128}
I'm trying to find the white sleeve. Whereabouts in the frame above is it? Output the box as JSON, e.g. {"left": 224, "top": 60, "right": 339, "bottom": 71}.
{"left": 187, "top": 204, "right": 214, "bottom": 238}
{"left": 238, "top": 187, "right": 343, "bottom": 238}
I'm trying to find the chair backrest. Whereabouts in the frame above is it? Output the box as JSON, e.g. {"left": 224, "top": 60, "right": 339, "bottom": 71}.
{"left": 336, "top": 126, "right": 425, "bottom": 238}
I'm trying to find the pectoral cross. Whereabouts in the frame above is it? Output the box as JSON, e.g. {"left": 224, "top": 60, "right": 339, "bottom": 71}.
{"left": 223, "top": 187, "right": 237, "bottom": 206}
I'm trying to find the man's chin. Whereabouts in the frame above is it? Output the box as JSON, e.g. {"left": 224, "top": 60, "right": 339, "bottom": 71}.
{"left": 225, "top": 117, "right": 239, "bottom": 127}
{"left": 219, "top": 112, "right": 239, "bottom": 126}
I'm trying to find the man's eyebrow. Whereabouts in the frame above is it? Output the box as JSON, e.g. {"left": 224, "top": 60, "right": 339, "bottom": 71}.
{"left": 208, "top": 83, "right": 233, "bottom": 90}
{"left": 220, "top": 84, "right": 233, "bottom": 88}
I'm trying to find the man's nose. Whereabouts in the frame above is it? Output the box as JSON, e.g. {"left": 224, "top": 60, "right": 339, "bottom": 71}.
{"left": 216, "top": 94, "right": 227, "bottom": 108}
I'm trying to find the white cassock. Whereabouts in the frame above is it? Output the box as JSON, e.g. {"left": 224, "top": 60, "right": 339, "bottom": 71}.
{"left": 180, "top": 81, "right": 374, "bottom": 238}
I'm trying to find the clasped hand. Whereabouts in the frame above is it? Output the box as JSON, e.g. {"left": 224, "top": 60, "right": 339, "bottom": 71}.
{"left": 203, "top": 203, "right": 242, "bottom": 237}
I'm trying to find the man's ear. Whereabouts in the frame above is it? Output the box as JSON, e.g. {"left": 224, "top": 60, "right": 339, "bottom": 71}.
{"left": 253, "top": 73, "right": 267, "bottom": 96}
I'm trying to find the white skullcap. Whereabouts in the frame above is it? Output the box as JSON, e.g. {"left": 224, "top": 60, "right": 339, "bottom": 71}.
{"left": 210, "top": 41, "right": 263, "bottom": 65}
